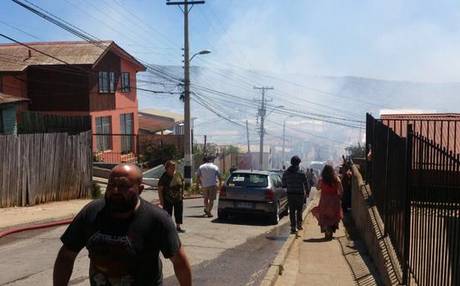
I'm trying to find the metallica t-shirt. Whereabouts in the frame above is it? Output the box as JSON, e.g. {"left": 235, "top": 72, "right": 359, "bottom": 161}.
{"left": 61, "top": 198, "right": 181, "bottom": 286}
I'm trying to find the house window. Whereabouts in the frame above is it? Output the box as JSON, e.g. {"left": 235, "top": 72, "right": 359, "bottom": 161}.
{"left": 98, "top": 71, "right": 116, "bottom": 93}
{"left": 95, "top": 116, "right": 112, "bottom": 151}
{"left": 120, "top": 113, "right": 134, "bottom": 153}
{"left": 121, "top": 72, "right": 130, "bottom": 92}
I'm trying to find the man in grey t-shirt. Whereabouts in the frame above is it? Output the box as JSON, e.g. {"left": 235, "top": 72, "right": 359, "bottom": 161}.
{"left": 197, "top": 156, "right": 222, "bottom": 217}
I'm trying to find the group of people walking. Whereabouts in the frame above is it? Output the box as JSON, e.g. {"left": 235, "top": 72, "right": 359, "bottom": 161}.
{"left": 158, "top": 154, "right": 350, "bottom": 240}
{"left": 282, "top": 155, "right": 348, "bottom": 240}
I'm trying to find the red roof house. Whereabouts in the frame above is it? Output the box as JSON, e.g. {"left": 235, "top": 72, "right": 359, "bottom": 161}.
{"left": 0, "top": 40, "right": 146, "bottom": 162}
{"left": 381, "top": 113, "right": 460, "bottom": 154}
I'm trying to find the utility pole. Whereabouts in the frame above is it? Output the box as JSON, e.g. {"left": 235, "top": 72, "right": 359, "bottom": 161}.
{"left": 203, "top": 135, "right": 207, "bottom": 155}
{"left": 254, "top": 86, "right": 273, "bottom": 170}
{"left": 282, "top": 120, "right": 286, "bottom": 168}
{"left": 246, "top": 120, "right": 250, "bottom": 153}
{"left": 166, "top": 0, "right": 204, "bottom": 187}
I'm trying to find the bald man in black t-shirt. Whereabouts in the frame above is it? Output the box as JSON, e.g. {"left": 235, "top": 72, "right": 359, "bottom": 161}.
{"left": 53, "top": 164, "right": 191, "bottom": 286}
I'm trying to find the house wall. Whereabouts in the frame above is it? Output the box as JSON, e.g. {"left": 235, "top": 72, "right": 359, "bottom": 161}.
{"left": 90, "top": 107, "right": 138, "bottom": 152}
{"left": 0, "top": 104, "right": 18, "bottom": 134}
{"left": 90, "top": 51, "right": 120, "bottom": 111}
{"left": 117, "top": 59, "right": 139, "bottom": 134}
{"left": 2, "top": 74, "right": 27, "bottom": 98}
{"left": 117, "top": 60, "right": 138, "bottom": 109}
{"left": 90, "top": 52, "right": 139, "bottom": 135}
{"left": 27, "top": 65, "right": 90, "bottom": 111}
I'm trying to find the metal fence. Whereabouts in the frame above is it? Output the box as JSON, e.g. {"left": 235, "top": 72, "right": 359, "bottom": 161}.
{"left": 366, "top": 113, "right": 460, "bottom": 285}
{"left": 366, "top": 114, "right": 411, "bottom": 282}
{"left": 18, "top": 112, "right": 91, "bottom": 134}
{"left": 409, "top": 132, "right": 460, "bottom": 286}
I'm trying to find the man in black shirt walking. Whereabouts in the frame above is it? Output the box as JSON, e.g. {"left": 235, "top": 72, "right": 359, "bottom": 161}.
{"left": 53, "top": 164, "right": 191, "bottom": 286}
{"left": 282, "top": 156, "right": 308, "bottom": 234}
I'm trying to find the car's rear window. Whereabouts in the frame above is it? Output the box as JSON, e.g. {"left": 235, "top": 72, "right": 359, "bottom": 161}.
{"left": 227, "top": 173, "right": 268, "bottom": 188}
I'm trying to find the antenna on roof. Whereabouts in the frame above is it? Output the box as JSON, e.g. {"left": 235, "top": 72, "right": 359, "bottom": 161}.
{"left": 24, "top": 49, "right": 31, "bottom": 61}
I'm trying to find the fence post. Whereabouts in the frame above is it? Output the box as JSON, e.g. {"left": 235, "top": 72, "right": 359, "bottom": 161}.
{"left": 403, "top": 124, "right": 413, "bottom": 285}
{"left": 136, "top": 134, "right": 140, "bottom": 165}
{"left": 383, "top": 124, "right": 390, "bottom": 236}
{"left": 365, "top": 113, "right": 372, "bottom": 183}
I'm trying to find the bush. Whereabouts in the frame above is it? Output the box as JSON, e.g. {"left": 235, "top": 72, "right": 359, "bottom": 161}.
{"left": 91, "top": 181, "right": 102, "bottom": 199}
{"left": 141, "top": 144, "right": 182, "bottom": 168}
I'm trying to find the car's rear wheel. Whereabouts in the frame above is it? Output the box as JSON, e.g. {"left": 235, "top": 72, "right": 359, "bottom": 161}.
{"left": 218, "top": 210, "right": 228, "bottom": 220}
{"left": 269, "top": 202, "right": 280, "bottom": 225}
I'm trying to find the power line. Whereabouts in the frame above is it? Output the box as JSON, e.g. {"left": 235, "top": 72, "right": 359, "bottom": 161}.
{"left": 0, "top": 19, "right": 42, "bottom": 40}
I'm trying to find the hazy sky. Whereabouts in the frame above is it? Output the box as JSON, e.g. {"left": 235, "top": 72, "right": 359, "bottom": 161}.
{"left": 2, "top": 0, "right": 460, "bottom": 83}
{"left": 1, "top": 0, "right": 459, "bottom": 148}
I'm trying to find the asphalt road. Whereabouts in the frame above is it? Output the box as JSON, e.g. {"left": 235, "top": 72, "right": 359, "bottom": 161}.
{"left": 0, "top": 191, "right": 290, "bottom": 285}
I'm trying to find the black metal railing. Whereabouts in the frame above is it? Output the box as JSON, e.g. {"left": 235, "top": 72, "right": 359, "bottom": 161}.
{"left": 408, "top": 132, "right": 460, "bottom": 286}
{"left": 366, "top": 114, "right": 410, "bottom": 282}
{"left": 366, "top": 113, "right": 460, "bottom": 285}
{"left": 93, "top": 134, "right": 139, "bottom": 164}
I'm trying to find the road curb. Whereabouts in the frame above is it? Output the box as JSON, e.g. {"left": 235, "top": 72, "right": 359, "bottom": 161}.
{"left": 0, "top": 197, "right": 202, "bottom": 239}
{"left": 0, "top": 217, "right": 74, "bottom": 239}
{"left": 260, "top": 209, "right": 309, "bottom": 286}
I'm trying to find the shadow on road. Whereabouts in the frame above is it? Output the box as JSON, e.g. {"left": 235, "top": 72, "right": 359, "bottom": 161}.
{"left": 186, "top": 205, "right": 205, "bottom": 209}
{"left": 163, "top": 219, "right": 290, "bottom": 286}
{"left": 303, "top": 237, "right": 329, "bottom": 243}
{"left": 185, "top": 215, "right": 208, "bottom": 218}
{"left": 210, "top": 215, "right": 278, "bottom": 226}
{"left": 211, "top": 216, "right": 270, "bottom": 226}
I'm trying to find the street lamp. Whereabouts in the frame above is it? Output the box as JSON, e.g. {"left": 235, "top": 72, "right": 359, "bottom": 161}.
{"left": 190, "top": 50, "right": 211, "bottom": 62}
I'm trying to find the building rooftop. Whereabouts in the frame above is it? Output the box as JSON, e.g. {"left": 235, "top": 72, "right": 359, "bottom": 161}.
{"left": 0, "top": 40, "right": 145, "bottom": 72}
{"left": 0, "top": 92, "right": 29, "bottom": 105}
{"left": 381, "top": 113, "right": 460, "bottom": 120}
{"left": 139, "top": 108, "right": 184, "bottom": 123}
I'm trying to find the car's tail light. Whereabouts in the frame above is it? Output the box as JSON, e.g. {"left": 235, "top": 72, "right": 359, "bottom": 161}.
{"left": 220, "top": 186, "right": 227, "bottom": 198}
{"left": 265, "top": 188, "right": 274, "bottom": 202}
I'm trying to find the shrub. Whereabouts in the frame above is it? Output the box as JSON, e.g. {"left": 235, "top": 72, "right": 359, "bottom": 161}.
{"left": 91, "top": 181, "right": 102, "bottom": 199}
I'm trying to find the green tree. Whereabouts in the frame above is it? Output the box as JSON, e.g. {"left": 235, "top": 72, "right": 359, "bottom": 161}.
{"left": 345, "top": 143, "right": 365, "bottom": 159}
{"left": 141, "top": 144, "right": 182, "bottom": 168}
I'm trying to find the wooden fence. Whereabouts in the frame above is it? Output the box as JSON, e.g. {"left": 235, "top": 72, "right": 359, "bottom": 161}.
{"left": 18, "top": 112, "right": 91, "bottom": 134}
{"left": 0, "top": 131, "right": 92, "bottom": 207}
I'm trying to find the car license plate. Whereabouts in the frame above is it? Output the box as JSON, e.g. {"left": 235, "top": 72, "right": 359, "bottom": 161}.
{"left": 237, "top": 202, "right": 253, "bottom": 208}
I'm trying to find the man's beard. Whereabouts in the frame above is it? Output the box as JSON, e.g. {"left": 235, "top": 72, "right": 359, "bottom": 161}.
{"left": 105, "top": 192, "right": 139, "bottom": 213}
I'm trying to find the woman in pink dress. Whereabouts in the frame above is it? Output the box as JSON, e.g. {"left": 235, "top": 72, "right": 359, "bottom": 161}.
{"left": 313, "top": 164, "right": 343, "bottom": 240}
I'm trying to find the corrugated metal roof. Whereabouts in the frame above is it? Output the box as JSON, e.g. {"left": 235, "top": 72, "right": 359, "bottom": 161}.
{"left": 0, "top": 40, "right": 145, "bottom": 72}
{"left": 0, "top": 92, "right": 29, "bottom": 105}
{"left": 381, "top": 113, "right": 460, "bottom": 120}
{"left": 138, "top": 114, "right": 175, "bottom": 133}
{"left": 139, "top": 108, "right": 184, "bottom": 123}
{"left": 380, "top": 113, "right": 460, "bottom": 154}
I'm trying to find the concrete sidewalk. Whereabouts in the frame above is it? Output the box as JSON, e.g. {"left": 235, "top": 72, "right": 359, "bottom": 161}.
{"left": 0, "top": 199, "right": 91, "bottom": 230}
{"left": 275, "top": 214, "right": 379, "bottom": 286}
{"left": 0, "top": 189, "right": 160, "bottom": 231}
